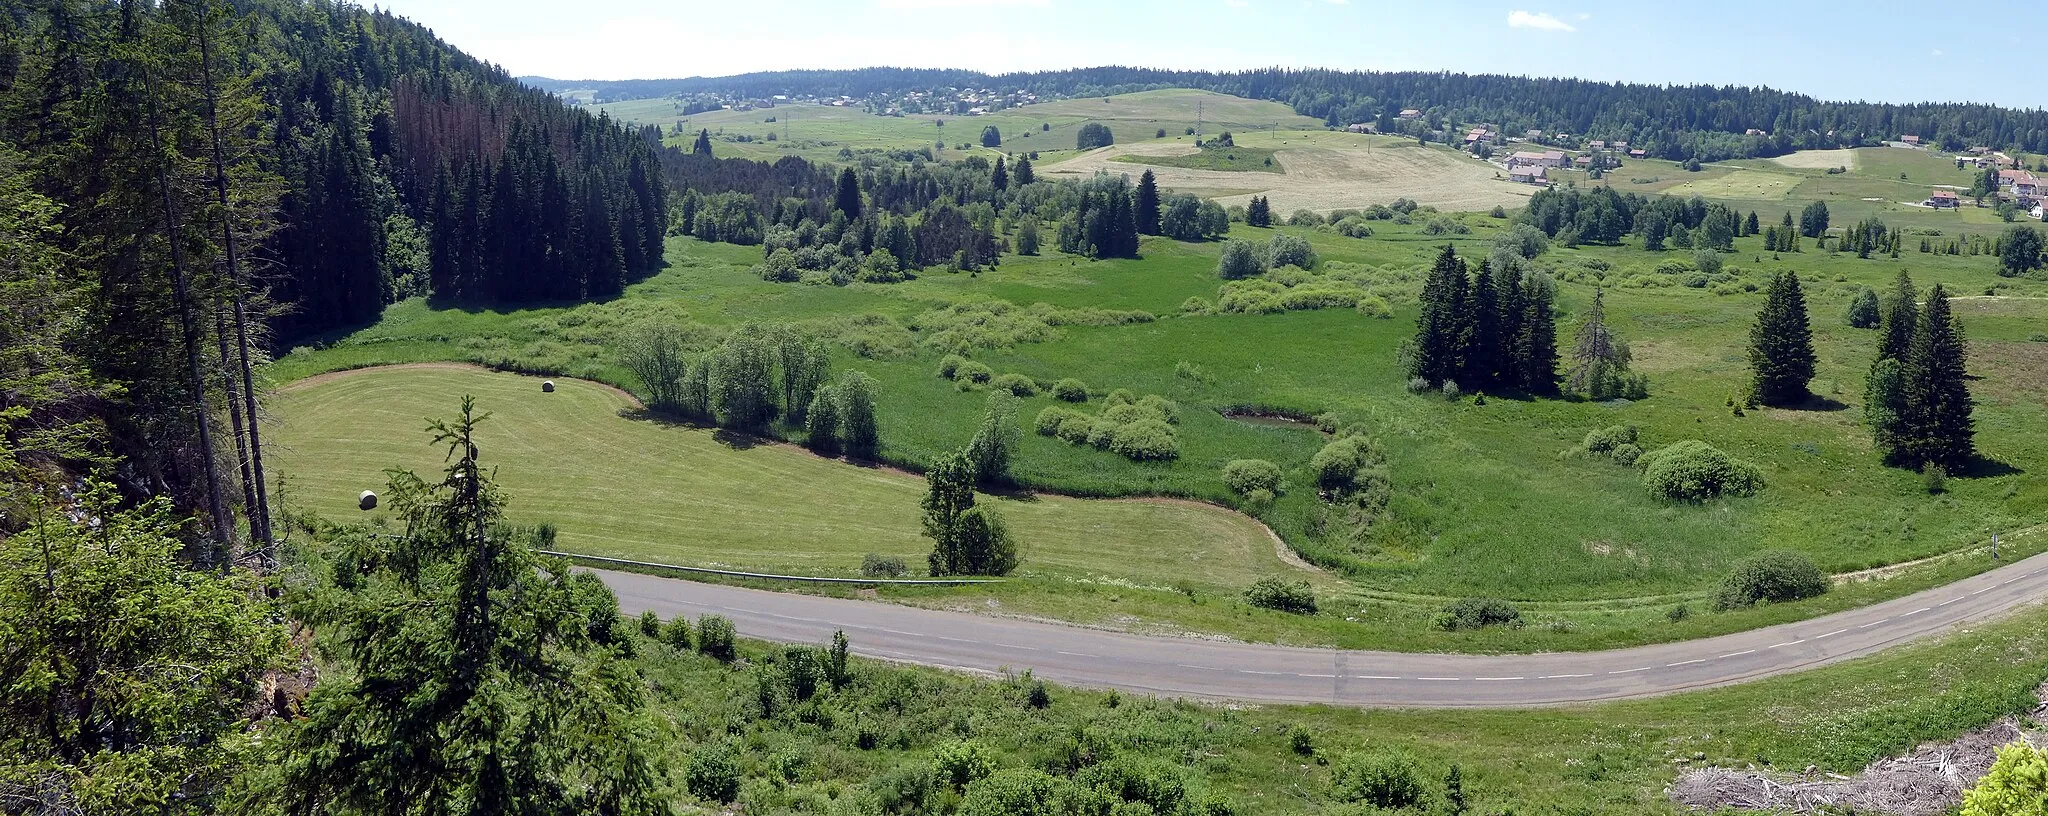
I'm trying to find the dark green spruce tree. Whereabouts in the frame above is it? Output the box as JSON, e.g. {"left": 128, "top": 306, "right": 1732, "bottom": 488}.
{"left": 1899, "top": 285, "right": 1975, "bottom": 470}
{"left": 835, "top": 166, "right": 862, "bottom": 220}
{"left": 1512, "top": 277, "right": 1560, "bottom": 395}
{"left": 694, "top": 128, "right": 714, "bottom": 154}
{"left": 1135, "top": 169, "right": 1161, "bottom": 235}
{"left": 1748, "top": 270, "right": 1818, "bottom": 406}
{"left": 1409, "top": 245, "right": 1471, "bottom": 388}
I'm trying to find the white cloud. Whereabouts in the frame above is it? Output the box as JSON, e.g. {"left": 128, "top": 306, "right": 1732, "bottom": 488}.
{"left": 1506, "top": 10, "right": 1575, "bottom": 32}
{"left": 1575, "top": 11, "right": 1590, "bottom": 20}
{"left": 1930, "top": 48, "right": 1944, "bottom": 57}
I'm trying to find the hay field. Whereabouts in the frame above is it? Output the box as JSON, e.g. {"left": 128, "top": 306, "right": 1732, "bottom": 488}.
{"left": 1769, "top": 148, "right": 1861, "bottom": 170}
{"left": 1664, "top": 168, "right": 1803, "bottom": 200}
{"left": 272, "top": 364, "right": 1294, "bottom": 586}
{"left": 1044, "top": 131, "right": 1530, "bottom": 212}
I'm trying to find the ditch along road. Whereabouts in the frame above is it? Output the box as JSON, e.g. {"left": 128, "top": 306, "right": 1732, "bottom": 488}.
{"left": 595, "top": 548, "right": 2048, "bottom": 708}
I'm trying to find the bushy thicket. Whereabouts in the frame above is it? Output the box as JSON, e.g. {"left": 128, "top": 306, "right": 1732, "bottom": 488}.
{"left": 1033, "top": 392, "right": 1181, "bottom": 461}
{"left": 1567, "top": 424, "right": 1643, "bottom": 466}
{"left": 1715, "top": 550, "right": 1829, "bottom": 610}
{"left": 1436, "top": 597, "right": 1524, "bottom": 631}
{"left": 1639, "top": 440, "right": 1764, "bottom": 501}
{"left": 1244, "top": 577, "right": 1318, "bottom": 615}
{"left": 1221, "top": 459, "right": 1283, "bottom": 495}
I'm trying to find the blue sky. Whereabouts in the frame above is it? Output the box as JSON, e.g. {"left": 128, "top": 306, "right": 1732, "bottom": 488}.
{"left": 384, "top": 0, "right": 2047, "bottom": 108}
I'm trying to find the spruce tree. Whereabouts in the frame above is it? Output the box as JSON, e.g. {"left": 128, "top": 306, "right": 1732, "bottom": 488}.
{"left": 1409, "top": 245, "right": 1470, "bottom": 387}
{"left": 1246, "top": 195, "right": 1271, "bottom": 228}
{"left": 1463, "top": 261, "right": 1503, "bottom": 387}
{"left": 1567, "top": 289, "right": 1620, "bottom": 397}
{"left": 1135, "top": 169, "right": 1161, "bottom": 235}
{"left": 835, "top": 167, "right": 862, "bottom": 220}
{"left": 693, "top": 128, "right": 714, "bottom": 154}
{"left": 1877, "top": 271, "right": 1918, "bottom": 363}
{"left": 1513, "top": 278, "right": 1560, "bottom": 395}
{"left": 991, "top": 156, "right": 1008, "bottom": 191}
{"left": 1013, "top": 156, "right": 1034, "bottom": 185}
{"left": 1863, "top": 358, "right": 1908, "bottom": 462}
{"left": 1748, "top": 270, "right": 1818, "bottom": 406}
{"left": 1900, "top": 285, "right": 1975, "bottom": 470}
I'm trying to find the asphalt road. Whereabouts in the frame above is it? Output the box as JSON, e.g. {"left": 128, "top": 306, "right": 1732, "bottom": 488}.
{"left": 596, "top": 548, "right": 2048, "bottom": 708}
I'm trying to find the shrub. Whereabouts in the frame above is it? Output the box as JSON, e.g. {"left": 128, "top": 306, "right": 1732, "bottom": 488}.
{"left": 933, "top": 740, "right": 998, "bottom": 789}
{"left": 1310, "top": 435, "right": 1384, "bottom": 492}
{"left": 697, "top": 614, "right": 737, "bottom": 661}
{"left": 1035, "top": 406, "right": 1080, "bottom": 436}
{"left": 1287, "top": 209, "right": 1325, "bottom": 227}
{"left": 1923, "top": 463, "right": 1949, "bottom": 494}
{"left": 873, "top": 763, "right": 940, "bottom": 814}
{"left": 1136, "top": 394, "right": 1179, "bottom": 424}
{"left": 1244, "top": 577, "right": 1317, "bottom": 614}
{"left": 937, "top": 354, "right": 968, "bottom": 379}
{"left": 1436, "top": 597, "right": 1523, "bottom": 630}
{"left": 1421, "top": 215, "right": 1470, "bottom": 235}
{"left": 1440, "top": 380, "right": 1462, "bottom": 401}
{"left": 1610, "top": 442, "right": 1644, "bottom": 466}
{"left": 1110, "top": 419, "right": 1180, "bottom": 461}
{"left": 1267, "top": 233, "right": 1318, "bottom": 269}
{"left": 1715, "top": 550, "right": 1828, "bottom": 610}
{"left": 685, "top": 743, "right": 742, "bottom": 803}
{"left": 1333, "top": 217, "right": 1374, "bottom": 238}
{"left": 1578, "top": 424, "right": 1639, "bottom": 456}
{"left": 861, "top": 553, "right": 908, "bottom": 578}
{"left": 1287, "top": 724, "right": 1315, "bottom": 756}
{"left": 1221, "top": 459, "right": 1283, "bottom": 495}
{"left": 1217, "top": 240, "right": 1267, "bottom": 279}
{"left": 1493, "top": 223, "right": 1549, "bottom": 259}
{"left": 637, "top": 609, "right": 661, "bottom": 637}
{"left": 1639, "top": 440, "right": 1764, "bottom": 501}
{"left": 1693, "top": 249, "right": 1724, "bottom": 276}
{"left": 989, "top": 372, "right": 1038, "bottom": 397}
{"left": 960, "top": 769, "right": 1064, "bottom": 816}
{"left": 1666, "top": 603, "right": 1692, "bottom": 622}
{"left": 954, "top": 361, "right": 995, "bottom": 384}
{"left": 1406, "top": 376, "right": 1432, "bottom": 394}
{"left": 1329, "top": 750, "right": 1427, "bottom": 809}
{"left": 661, "top": 616, "right": 692, "bottom": 650}
{"left": 1106, "top": 388, "right": 1137, "bottom": 407}
{"left": 1847, "top": 287, "right": 1882, "bottom": 328}
{"left": 1052, "top": 378, "right": 1089, "bottom": 402}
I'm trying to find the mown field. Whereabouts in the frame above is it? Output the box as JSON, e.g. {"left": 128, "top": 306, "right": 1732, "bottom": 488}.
{"left": 614, "top": 590, "right": 2048, "bottom": 815}
{"left": 271, "top": 199, "right": 2048, "bottom": 651}
{"left": 271, "top": 365, "right": 1309, "bottom": 590}
{"left": 594, "top": 88, "right": 1324, "bottom": 165}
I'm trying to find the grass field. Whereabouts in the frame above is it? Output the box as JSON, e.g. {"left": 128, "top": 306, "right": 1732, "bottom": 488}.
{"left": 1111, "top": 144, "right": 1283, "bottom": 173}
{"left": 271, "top": 365, "right": 1306, "bottom": 590}
{"left": 595, "top": 88, "right": 1324, "bottom": 165}
{"left": 271, "top": 201, "right": 2048, "bottom": 651}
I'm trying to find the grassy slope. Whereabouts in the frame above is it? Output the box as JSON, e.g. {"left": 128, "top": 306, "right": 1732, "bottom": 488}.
{"left": 270, "top": 365, "right": 1301, "bottom": 590}
{"left": 271, "top": 170, "right": 2048, "bottom": 651}
{"left": 628, "top": 598, "right": 2048, "bottom": 815}
{"left": 1111, "top": 145, "right": 1283, "bottom": 173}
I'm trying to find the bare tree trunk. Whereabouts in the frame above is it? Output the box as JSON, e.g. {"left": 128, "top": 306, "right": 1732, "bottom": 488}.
{"left": 144, "top": 70, "right": 232, "bottom": 560}
{"left": 213, "top": 302, "right": 258, "bottom": 540}
{"left": 193, "top": 0, "right": 274, "bottom": 555}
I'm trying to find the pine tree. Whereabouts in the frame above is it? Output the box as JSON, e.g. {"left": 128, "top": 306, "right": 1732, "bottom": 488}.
{"left": 1410, "top": 245, "right": 1471, "bottom": 387}
{"left": 991, "top": 156, "right": 1008, "bottom": 191}
{"left": 1463, "top": 261, "right": 1503, "bottom": 387}
{"left": 835, "top": 167, "right": 862, "bottom": 220}
{"left": 1135, "top": 169, "right": 1161, "bottom": 235}
{"left": 694, "top": 128, "right": 714, "bottom": 154}
{"left": 1877, "top": 271, "right": 1918, "bottom": 363}
{"left": 1567, "top": 289, "right": 1621, "bottom": 397}
{"left": 1246, "top": 195, "right": 1272, "bottom": 227}
{"left": 1513, "top": 277, "right": 1560, "bottom": 395}
{"left": 1748, "top": 271, "right": 1818, "bottom": 406}
{"left": 1899, "top": 285, "right": 1975, "bottom": 470}
{"left": 1013, "top": 155, "right": 1034, "bottom": 185}
{"left": 1744, "top": 211, "right": 1760, "bottom": 236}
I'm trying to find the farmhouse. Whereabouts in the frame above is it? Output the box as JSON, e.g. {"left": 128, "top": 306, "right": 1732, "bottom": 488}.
{"left": 1588, "top": 140, "right": 1606, "bottom": 149}
{"left": 1508, "top": 165, "right": 1549, "bottom": 185}
{"left": 1506, "top": 149, "right": 1570, "bottom": 168}
{"left": 1927, "top": 190, "right": 1959, "bottom": 209}
{"left": 1999, "top": 170, "right": 2040, "bottom": 202}
{"left": 1900, "top": 134, "right": 1921, "bottom": 146}
{"left": 1628, "top": 149, "right": 1647, "bottom": 159}
{"left": 1398, "top": 108, "right": 1422, "bottom": 119}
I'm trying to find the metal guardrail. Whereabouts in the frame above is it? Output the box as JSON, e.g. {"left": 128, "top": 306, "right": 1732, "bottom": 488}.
{"left": 539, "top": 550, "right": 1006, "bottom": 585}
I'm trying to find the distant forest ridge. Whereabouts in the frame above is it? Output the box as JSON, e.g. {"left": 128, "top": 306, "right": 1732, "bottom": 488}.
{"left": 521, "top": 66, "right": 2048, "bottom": 161}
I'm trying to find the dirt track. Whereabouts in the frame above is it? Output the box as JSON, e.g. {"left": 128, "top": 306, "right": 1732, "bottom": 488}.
{"left": 1042, "top": 141, "right": 1534, "bottom": 213}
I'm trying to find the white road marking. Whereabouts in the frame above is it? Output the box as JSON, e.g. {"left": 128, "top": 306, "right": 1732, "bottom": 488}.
{"left": 1352, "top": 675, "right": 1402, "bottom": 680}
{"left": 1417, "top": 676, "right": 1460, "bottom": 681}
{"left": 1474, "top": 676, "right": 1525, "bottom": 681}
{"left": 1815, "top": 629, "right": 1848, "bottom": 639}
{"left": 1239, "top": 670, "right": 1284, "bottom": 675}
{"left": 1903, "top": 607, "right": 1931, "bottom": 616}
{"left": 1769, "top": 640, "right": 1803, "bottom": 649}
{"left": 1972, "top": 587, "right": 1990, "bottom": 595}
{"left": 1056, "top": 651, "right": 1094, "bottom": 657}
{"left": 1718, "top": 650, "right": 1756, "bottom": 659}
{"left": 1609, "top": 667, "right": 1650, "bottom": 675}
{"left": 1666, "top": 659, "right": 1704, "bottom": 667}
{"left": 1299, "top": 673, "right": 1336, "bottom": 678}
{"left": 1858, "top": 620, "right": 1888, "bottom": 628}
{"left": 1936, "top": 598, "right": 1957, "bottom": 607}
{"left": 1540, "top": 673, "right": 1592, "bottom": 679}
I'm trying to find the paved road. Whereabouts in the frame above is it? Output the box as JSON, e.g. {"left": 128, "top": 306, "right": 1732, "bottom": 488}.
{"left": 596, "top": 548, "right": 2048, "bottom": 708}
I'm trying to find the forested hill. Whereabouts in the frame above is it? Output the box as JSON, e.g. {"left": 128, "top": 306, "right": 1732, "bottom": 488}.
{"left": 0, "top": 0, "right": 664, "bottom": 549}
{"left": 525, "top": 66, "right": 2048, "bottom": 160}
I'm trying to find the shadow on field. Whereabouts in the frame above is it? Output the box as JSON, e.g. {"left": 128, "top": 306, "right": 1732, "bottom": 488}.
{"left": 711, "top": 429, "right": 763, "bottom": 450}
{"left": 616, "top": 407, "right": 713, "bottom": 430}
{"left": 1958, "top": 456, "right": 2024, "bottom": 479}
{"left": 1784, "top": 395, "right": 1851, "bottom": 412}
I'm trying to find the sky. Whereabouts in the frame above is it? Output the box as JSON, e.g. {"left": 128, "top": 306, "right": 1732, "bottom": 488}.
{"left": 378, "top": 0, "right": 2048, "bottom": 109}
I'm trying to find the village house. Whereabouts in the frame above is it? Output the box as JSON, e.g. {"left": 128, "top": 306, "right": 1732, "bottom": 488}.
{"left": 1999, "top": 170, "right": 2040, "bottom": 202}
{"left": 1628, "top": 149, "right": 1648, "bottom": 159}
{"left": 1927, "top": 190, "right": 1959, "bottom": 209}
{"left": 1398, "top": 108, "right": 1422, "bottom": 120}
{"left": 1509, "top": 164, "right": 1549, "bottom": 185}
{"left": 1900, "top": 134, "right": 1921, "bottom": 146}
{"left": 1508, "top": 150, "right": 1570, "bottom": 169}
{"left": 1345, "top": 122, "right": 1374, "bottom": 133}
{"left": 1588, "top": 140, "right": 1606, "bottom": 149}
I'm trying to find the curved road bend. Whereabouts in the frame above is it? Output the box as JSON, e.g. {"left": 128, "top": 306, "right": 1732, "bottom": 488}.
{"left": 595, "top": 549, "right": 2048, "bottom": 708}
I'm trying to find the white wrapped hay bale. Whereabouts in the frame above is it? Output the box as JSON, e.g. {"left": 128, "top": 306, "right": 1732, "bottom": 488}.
{"left": 541, "top": 380, "right": 555, "bottom": 393}
{"left": 358, "top": 490, "right": 378, "bottom": 511}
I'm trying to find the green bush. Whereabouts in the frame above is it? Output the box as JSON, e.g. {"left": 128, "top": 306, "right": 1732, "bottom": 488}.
{"left": 861, "top": 553, "right": 908, "bottom": 578}
{"left": 1267, "top": 233, "right": 1318, "bottom": 269}
{"left": 1221, "top": 459, "right": 1283, "bottom": 495}
{"left": 1287, "top": 724, "right": 1315, "bottom": 756}
{"left": 1244, "top": 577, "right": 1318, "bottom": 614}
{"left": 1715, "top": 550, "right": 1829, "bottom": 610}
{"left": 660, "top": 616, "right": 693, "bottom": 650}
{"left": 685, "top": 742, "right": 742, "bottom": 803}
{"left": 1106, "top": 389, "right": 1137, "bottom": 407}
{"left": 989, "top": 372, "right": 1038, "bottom": 397}
{"left": 1639, "top": 440, "right": 1764, "bottom": 501}
{"left": 1329, "top": 750, "right": 1427, "bottom": 809}
{"left": 937, "top": 354, "right": 968, "bottom": 379}
{"left": 1109, "top": 419, "right": 1179, "bottom": 461}
{"left": 697, "top": 614, "right": 736, "bottom": 661}
{"left": 1436, "top": 597, "right": 1523, "bottom": 631}
{"left": 1310, "top": 435, "right": 1385, "bottom": 492}
{"left": 637, "top": 609, "right": 661, "bottom": 637}
{"left": 1217, "top": 240, "right": 1266, "bottom": 280}
{"left": 872, "top": 762, "right": 939, "bottom": 814}
{"left": 1034, "top": 406, "right": 1082, "bottom": 436}
{"left": 1579, "top": 424, "right": 1639, "bottom": 455}
{"left": 955, "top": 361, "right": 995, "bottom": 384}
{"left": 1052, "top": 379, "right": 1089, "bottom": 402}
{"left": 933, "top": 740, "right": 998, "bottom": 789}
{"left": 960, "top": 769, "right": 1065, "bottom": 816}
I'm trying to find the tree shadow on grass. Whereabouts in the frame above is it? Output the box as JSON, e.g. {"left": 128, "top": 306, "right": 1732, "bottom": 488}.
{"left": 1775, "top": 395, "right": 1851, "bottom": 412}
{"left": 616, "top": 407, "right": 713, "bottom": 430}
{"left": 1957, "top": 455, "right": 2024, "bottom": 479}
{"left": 711, "top": 428, "right": 764, "bottom": 451}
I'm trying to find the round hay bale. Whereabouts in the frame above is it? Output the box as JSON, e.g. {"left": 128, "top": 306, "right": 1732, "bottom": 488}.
{"left": 541, "top": 380, "right": 555, "bottom": 393}
{"left": 358, "top": 490, "right": 378, "bottom": 511}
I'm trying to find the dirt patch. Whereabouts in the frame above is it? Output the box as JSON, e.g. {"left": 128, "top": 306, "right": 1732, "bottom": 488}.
{"left": 1669, "top": 684, "right": 2048, "bottom": 815}
{"left": 1769, "top": 148, "right": 1861, "bottom": 171}
{"left": 1040, "top": 141, "right": 1530, "bottom": 213}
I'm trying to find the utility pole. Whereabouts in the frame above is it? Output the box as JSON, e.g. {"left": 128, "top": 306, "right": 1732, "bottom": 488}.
{"left": 1195, "top": 100, "right": 1203, "bottom": 143}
